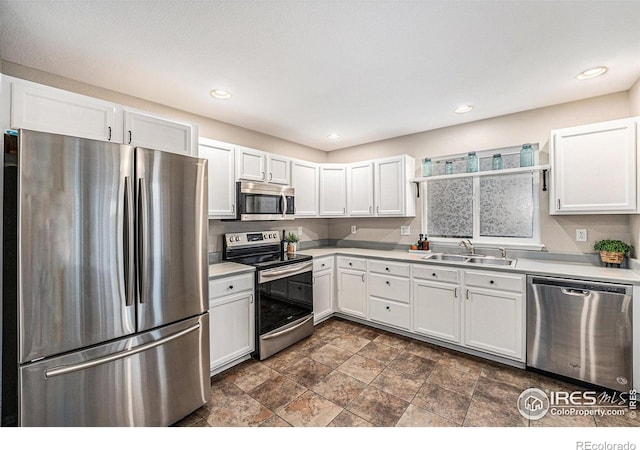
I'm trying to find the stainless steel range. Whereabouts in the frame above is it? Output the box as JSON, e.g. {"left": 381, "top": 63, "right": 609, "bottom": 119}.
{"left": 223, "top": 231, "right": 314, "bottom": 360}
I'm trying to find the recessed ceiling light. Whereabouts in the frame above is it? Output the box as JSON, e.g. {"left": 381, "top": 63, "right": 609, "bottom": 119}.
{"left": 576, "top": 66, "right": 608, "bottom": 80}
{"left": 327, "top": 133, "right": 341, "bottom": 139}
{"left": 454, "top": 105, "right": 473, "bottom": 114}
{"left": 210, "top": 89, "right": 232, "bottom": 99}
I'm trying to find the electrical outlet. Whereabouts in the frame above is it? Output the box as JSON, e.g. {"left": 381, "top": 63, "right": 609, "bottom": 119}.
{"left": 297, "top": 227, "right": 303, "bottom": 237}
{"left": 576, "top": 229, "right": 587, "bottom": 242}
{"left": 400, "top": 226, "right": 410, "bottom": 236}
{"left": 351, "top": 225, "right": 357, "bottom": 234}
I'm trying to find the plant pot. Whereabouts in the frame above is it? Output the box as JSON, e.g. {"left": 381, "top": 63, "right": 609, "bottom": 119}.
{"left": 599, "top": 251, "right": 624, "bottom": 265}
{"left": 287, "top": 242, "right": 297, "bottom": 254}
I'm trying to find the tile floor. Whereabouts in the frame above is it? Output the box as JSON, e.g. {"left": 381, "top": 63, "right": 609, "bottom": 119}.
{"left": 174, "top": 317, "right": 639, "bottom": 427}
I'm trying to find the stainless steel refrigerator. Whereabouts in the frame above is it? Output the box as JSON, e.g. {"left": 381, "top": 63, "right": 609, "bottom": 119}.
{"left": 1, "top": 129, "right": 209, "bottom": 426}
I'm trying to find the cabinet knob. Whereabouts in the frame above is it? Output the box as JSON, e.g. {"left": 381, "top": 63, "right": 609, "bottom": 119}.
{"left": 386, "top": 306, "right": 390, "bottom": 311}
{"left": 229, "top": 285, "right": 234, "bottom": 290}
{"left": 386, "top": 281, "right": 390, "bottom": 286}
{"left": 432, "top": 273, "right": 437, "bottom": 277}
{"left": 385, "top": 267, "right": 390, "bottom": 271}
{"left": 321, "top": 264, "right": 325, "bottom": 267}
{"left": 349, "top": 262, "right": 353, "bottom": 266}
{"left": 489, "top": 280, "right": 495, "bottom": 285}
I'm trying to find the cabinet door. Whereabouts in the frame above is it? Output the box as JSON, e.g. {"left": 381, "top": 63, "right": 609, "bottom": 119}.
{"left": 337, "top": 269, "right": 367, "bottom": 318}
{"left": 267, "top": 154, "right": 291, "bottom": 185}
{"left": 375, "top": 156, "right": 405, "bottom": 216}
{"left": 291, "top": 160, "right": 319, "bottom": 216}
{"left": 124, "top": 110, "right": 194, "bottom": 155}
{"left": 11, "top": 80, "right": 118, "bottom": 142}
{"left": 236, "top": 147, "right": 267, "bottom": 182}
{"left": 313, "top": 269, "right": 334, "bottom": 323}
{"left": 464, "top": 287, "right": 524, "bottom": 361}
{"left": 198, "top": 138, "right": 235, "bottom": 218}
{"left": 348, "top": 162, "right": 374, "bottom": 216}
{"left": 319, "top": 165, "right": 347, "bottom": 216}
{"left": 209, "top": 291, "right": 255, "bottom": 371}
{"left": 551, "top": 118, "right": 637, "bottom": 214}
{"left": 413, "top": 280, "right": 461, "bottom": 344}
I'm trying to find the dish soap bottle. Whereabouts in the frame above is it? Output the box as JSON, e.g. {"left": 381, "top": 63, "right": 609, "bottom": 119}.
{"left": 417, "top": 234, "right": 424, "bottom": 250}
{"left": 422, "top": 235, "right": 429, "bottom": 251}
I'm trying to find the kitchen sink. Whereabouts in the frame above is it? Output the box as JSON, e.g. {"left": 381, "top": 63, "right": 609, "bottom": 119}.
{"left": 422, "top": 253, "right": 516, "bottom": 267}
{"left": 422, "top": 253, "right": 469, "bottom": 262}
{"left": 466, "top": 256, "right": 515, "bottom": 266}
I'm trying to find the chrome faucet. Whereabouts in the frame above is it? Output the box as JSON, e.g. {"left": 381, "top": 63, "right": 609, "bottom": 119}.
{"left": 498, "top": 247, "right": 507, "bottom": 258}
{"left": 458, "top": 239, "right": 475, "bottom": 255}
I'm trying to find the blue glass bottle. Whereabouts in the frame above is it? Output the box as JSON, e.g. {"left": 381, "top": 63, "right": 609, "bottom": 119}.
{"left": 520, "top": 144, "right": 534, "bottom": 167}
{"left": 492, "top": 154, "right": 503, "bottom": 170}
{"left": 466, "top": 152, "right": 478, "bottom": 173}
{"left": 444, "top": 161, "right": 454, "bottom": 175}
{"left": 422, "top": 158, "right": 432, "bottom": 177}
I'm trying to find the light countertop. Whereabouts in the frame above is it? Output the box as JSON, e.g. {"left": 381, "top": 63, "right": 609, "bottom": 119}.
{"left": 297, "top": 247, "right": 640, "bottom": 285}
{"left": 208, "top": 261, "right": 255, "bottom": 279}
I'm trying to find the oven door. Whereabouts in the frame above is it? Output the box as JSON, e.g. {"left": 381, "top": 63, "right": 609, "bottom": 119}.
{"left": 256, "top": 261, "right": 313, "bottom": 359}
{"left": 237, "top": 181, "right": 295, "bottom": 221}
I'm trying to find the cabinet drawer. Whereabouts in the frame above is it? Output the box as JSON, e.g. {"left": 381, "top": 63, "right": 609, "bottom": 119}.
{"left": 369, "top": 298, "right": 410, "bottom": 330}
{"left": 209, "top": 273, "right": 254, "bottom": 300}
{"left": 369, "top": 260, "right": 410, "bottom": 278}
{"left": 313, "top": 256, "right": 334, "bottom": 272}
{"left": 337, "top": 256, "right": 367, "bottom": 271}
{"left": 413, "top": 264, "right": 459, "bottom": 283}
{"left": 464, "top": 270, "right": 523, "bottom": 292}
{"left": 369, "top": 273, "right": 410, "bottom": 303}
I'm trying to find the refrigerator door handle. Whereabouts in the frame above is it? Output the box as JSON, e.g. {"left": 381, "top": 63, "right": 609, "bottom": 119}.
{"left": 124, "top": 176, "right": 135, "bottom": 306}
{"left": 44, "top": 323, "right": 201, "bottom": 379}
{"left": 137, "top": 178, "right": 149, "bottom": 303}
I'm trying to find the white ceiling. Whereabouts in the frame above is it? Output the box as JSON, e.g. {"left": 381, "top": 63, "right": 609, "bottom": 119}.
{"left": 1, "top": 1, "right": 639, "bottom": 151}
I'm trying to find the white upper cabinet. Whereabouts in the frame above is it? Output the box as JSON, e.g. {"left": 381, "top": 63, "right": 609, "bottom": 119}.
{"left": 4, "top": 76, "right": 198, "bottom": 155}
{"left": 123, "top": 109, "right": 196, "bottom": 156}
{"left": 235, "top": 146, "right": 291, "bottom": 185}
{"left": 550, "top": 117, "right": 639, "bottom": 214}
{"left": 347, "top": 162, "right": 374, "bottom": 216}
{"left": 375, "top": 155, "right": 416, "bottom": 216}
{"left": 319, "top": 164, "right": 347, "bottom": 216}
{"left": 291, "top": 159, "right": 319, "bottom": 217}
{"left": 198, "top": 138, "right": 236, "bottom": 219}
{"left": 9, "top": 77, "right": 119, "bottom": 143}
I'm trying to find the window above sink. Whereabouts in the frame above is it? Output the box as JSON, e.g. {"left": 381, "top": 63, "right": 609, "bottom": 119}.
{"left": 415, "top": 143, "right": 544, "bottom": 250}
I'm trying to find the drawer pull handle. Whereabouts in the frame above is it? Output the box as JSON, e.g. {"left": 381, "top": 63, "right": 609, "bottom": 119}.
{"left": 454, "top": 288, "right": 457, "bottom": 298}
{"left": 361, "top": 274, "right": 365, "bottom": 282}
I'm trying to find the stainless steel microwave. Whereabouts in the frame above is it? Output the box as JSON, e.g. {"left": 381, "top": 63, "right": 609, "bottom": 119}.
{"left": 228, "top": 181, "right": 295, "bottom": 221}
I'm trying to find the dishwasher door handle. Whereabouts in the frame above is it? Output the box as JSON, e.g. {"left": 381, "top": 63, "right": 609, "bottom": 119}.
{"left": 560, "top": 288, "right": 590, "bottom": 296}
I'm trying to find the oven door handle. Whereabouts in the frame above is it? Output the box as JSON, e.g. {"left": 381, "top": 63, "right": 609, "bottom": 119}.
{"left": 262, "top": 315, "right": 314, "bottom": 340}
{"left": 258, "top": 261, "right": 313, "bottom": 283}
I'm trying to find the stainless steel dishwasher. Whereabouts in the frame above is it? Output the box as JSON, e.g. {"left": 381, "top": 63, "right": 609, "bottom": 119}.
{"left": 527, "top": 276, "right": 633, "bottom": 391}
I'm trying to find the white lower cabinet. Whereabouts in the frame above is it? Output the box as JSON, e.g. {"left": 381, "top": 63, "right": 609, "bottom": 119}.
{"left": 337, "top": 257, "right": 367, "bottom": 318}
{"left": 208, "top": 272, "right": 255, "bottom": 374}
{"left": 313, "top": 257, "right": 334, "bottom": 323}
{"left": 463, "top": 270, "right": 525, "bottom": 361}
{"left": 413, "top": 278, "right": 461, "bottom": 344}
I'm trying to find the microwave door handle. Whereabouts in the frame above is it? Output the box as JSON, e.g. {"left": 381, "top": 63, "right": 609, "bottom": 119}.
{"left": 281, "top": 192, "right": 287, "bottom": 218}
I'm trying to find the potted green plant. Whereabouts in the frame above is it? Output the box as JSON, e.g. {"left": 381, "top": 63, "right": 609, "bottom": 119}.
{"left": 285, "top": 232, "right": 299, "bottom": 254}
{"left": 593, "top": 239, "right": 631, "bottom": 265}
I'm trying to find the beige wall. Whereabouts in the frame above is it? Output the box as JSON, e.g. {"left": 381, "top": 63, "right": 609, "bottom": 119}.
{"left": 327, "top": 92, "right": 633, "bottom": 253}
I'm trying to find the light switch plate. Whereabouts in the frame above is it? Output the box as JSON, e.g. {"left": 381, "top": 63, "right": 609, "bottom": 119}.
{"left": 351, "top": 225, "right": 357, "bottom": 234}
{"left": 298, "top": 227, "right": 303, "bottom": 237}
{"left": 576, "top": 229, "right": 587, "bottom": 242}
{"left": 400, "top": 226, "right": 410, "bottom": 236}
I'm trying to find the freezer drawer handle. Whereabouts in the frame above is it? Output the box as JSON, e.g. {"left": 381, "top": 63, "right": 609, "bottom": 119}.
{"left": 44, "top": 323, "right": 201, "bottom": 379}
